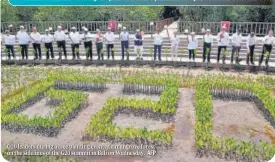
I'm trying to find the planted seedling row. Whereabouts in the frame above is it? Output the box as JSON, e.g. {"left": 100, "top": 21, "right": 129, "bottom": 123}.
{"left": 2, "top": 102, "right": 88, "bottom": 137}
{"left": 114, "top": 107, "right": 174, "bottom": 123}
{"left": 123, "top": 84, "right": 164, "bottom": 95}
{"left": 6, "top": 93, "right": 45, "bottom": 114}
{"left": 211, "top": 88, "right": 254, "bottom": 101}
{"left": 54, "top": 81, "right": 107, "bottom": 92}
{"left": 194, "top": 79, "right": 275, "bottom": 162}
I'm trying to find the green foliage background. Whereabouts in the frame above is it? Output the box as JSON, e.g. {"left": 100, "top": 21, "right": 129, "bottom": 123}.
{"left": 1, "top": 1, "right": 275, "bottom": 22}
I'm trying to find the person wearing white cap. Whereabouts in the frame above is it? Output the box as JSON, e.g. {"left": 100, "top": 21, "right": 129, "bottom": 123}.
{"left": 30, "top": 27, "right": 42, "bottom": 60}
{"left": 2, "top": 30, "right": 16, "bottom": 60}
{"left": 8, "top": 24, "right": 14, "bottom": 35}
{"left": 69, "top": 27, "right": 81, "bottom": 60}
{"left": 203, "top": 29, "right": 213, "bottom": 63}
{"left": 16, "top": 25, "right": 31, "bottom": 60}
{"left": 120, "top": 26, "right": 129, "bottom": 60}
{"left": 152, "top": 28, "right": 163, "bottom": 61}
{"left": 187, "top": 32, "right": 198, "bottom": 62}
{"left": 95, "top": 29, "right": 104, "bottom": 60}
{"left": 42, "top": 29, "right": 54, "bottom": 59}
{"left": 81, "top": 28, "right": 93, "bottom": 60}
{"left": 231, "top": 29, "right": 242, "bottom": 64}
{"left": 260, "top": 29, "right": 275, "bottom": 66}
{"left": 134, "top": 29, "right": 144, "bottom": 60}
{"left": 54, "top": 25, "right": 67, "bottom": 60}
{"left": 246, "top": 32, "right": 256, "bottom": 65}
{"left": 104, "top": 27, "right": 115, "bottom": 60}
{"left": 49, "top": 27, "right": 53, "bottom": 34}
{"left": 217, "top": 26, "right": 229, "bottom": 63}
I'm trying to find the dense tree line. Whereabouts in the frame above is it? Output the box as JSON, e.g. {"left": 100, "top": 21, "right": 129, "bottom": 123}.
{"left": 1, "top": 0, "right": 275, "bottom": 22}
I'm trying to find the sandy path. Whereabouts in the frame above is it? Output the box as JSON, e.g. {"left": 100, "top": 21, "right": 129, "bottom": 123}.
{"left": 20, "top": 98, "right": 53, "bottom": 117}
{"left": 213, "top": 100, "right": 271, "bottom": 143}
{"left": 113, "top": 114, "right": 171, "bottom": 130}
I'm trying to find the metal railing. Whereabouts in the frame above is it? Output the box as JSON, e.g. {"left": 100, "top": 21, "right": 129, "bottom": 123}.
{"left": 1, "top": 18, "right": 174, "bottom": 34}
{"left": 178, "top": 21, "right": 275, "bottom": 36}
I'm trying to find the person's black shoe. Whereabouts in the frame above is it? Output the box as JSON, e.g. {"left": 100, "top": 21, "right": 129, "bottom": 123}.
{"left": 159, "top": 58, "right": 162, "bottom": 61}
{"left": 252, "top": 62, "right": 255, "bottom": 65}
{"left": 58, "top": 57, "right": 61, "bottom": 60}
{"left": 39, "top": 57, "right": 42, "bottom": 60}
{"left": 46, "top": 58, "right": 49, "bottom": 60}
{"left": 34, "top": 58, "right": 37, "bottom": 60}
{"left": 72, "top": 57, "right": 75, "bottom": 60}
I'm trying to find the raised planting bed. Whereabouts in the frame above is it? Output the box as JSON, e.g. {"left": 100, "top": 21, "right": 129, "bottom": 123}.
{"left": 83, "top": 78, "right": 179, "bottom": 148}
{"left": 1, "top": 87, "right": 88, "bottom": 137}
{"left": 194, "top": 78, "right": 275, "bottom": 162}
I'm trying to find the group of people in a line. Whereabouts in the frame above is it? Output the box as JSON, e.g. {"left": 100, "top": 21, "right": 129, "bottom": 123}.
{"left": 1, "top": 25, "right": 274, "bottom": 66}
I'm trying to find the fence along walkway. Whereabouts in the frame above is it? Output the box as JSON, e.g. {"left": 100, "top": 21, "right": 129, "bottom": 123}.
{"left": 1, "top": 18, "right": 174, "bottom": 34}
{"left": 178, "top": 21, "right": 275, "bottom": 36}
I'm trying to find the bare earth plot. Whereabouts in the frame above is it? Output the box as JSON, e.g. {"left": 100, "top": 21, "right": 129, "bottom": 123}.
{"left": 1, "top": 86, "right": 237, "bottom": 162}
{"left": 213, "top": 100, "right": 271, "bottom": 143}
{"left": 20, "top": 98, "right": 56, "bottom": 118}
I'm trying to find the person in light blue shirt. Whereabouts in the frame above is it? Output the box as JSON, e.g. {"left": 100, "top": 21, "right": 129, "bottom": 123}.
{"left": 16, "top": 26, "right": 31, "bottom": 60}
{"left": 120, "top": 27, "right": 129, "bottom": 60}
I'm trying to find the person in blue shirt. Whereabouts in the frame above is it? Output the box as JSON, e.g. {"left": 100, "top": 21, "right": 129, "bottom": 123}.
{"left": 120, "top": 27, "right": 129, "bottom": 60}
{"left": 16, "top": 26, "right": 31, "bottom": 60}
{"left": 134, "top": 29, "right": 144, "bottom": 60}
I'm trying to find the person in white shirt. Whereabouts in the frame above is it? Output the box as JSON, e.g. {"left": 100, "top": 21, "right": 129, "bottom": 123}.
{"left": 246, "top": 32, "right": 256, "bottom": 65}
{"left": 231, "top": 29, "right": 242, "bottom": 64}
{"left": 69, "top": 27, "right": 81, "bottom": 60}
{"left": 260, "top": 29, "right": 274, "bottom": 66}
{"left": 120, "top": 27, "right": 129, "bottom": 60}
{"left": 217, "top": 26, "right": 229, "bottom": 63}
{"left": 152, "top": 29, "right": 163, "bottom": 61}
{"left": 104, "top": 27, "right": 115, "bottom": 60}
{"left": 81, "top": 27, "right": 93, "bottom": 60}
{"left": 54, "top": 25, "right": 67, "bottom": 60}
{"left": 187, "top": 32, "right": 198, "bottom": 61}
{"left": 203, "top": 29, "right": 213, "bottom": 63}
{"left": 2, "top": 30, "right": 16, "bottom": 59}
{"left": 42, "top": 29, "right": 54, "bottom": 59}
{"left": 30, "top": 27, "right": 42, "bottom": 60}
{"left": 167, "top": 29, "right": 180, "bottom": 61}
{"left": 16, "top": 26, "right": 31, "bottom": 60}
{"left": 134, "top": 29, "right": 144, "bottom": 60}
{"left": 95, "top": 29, "right": 104, "bottom": 60}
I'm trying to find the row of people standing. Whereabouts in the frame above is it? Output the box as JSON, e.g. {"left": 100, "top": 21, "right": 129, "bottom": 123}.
{"left": 2, "top": 25, "right": 274, "bottom": 66}
{"left": 151, "top": 26, "right": 274, "bottom": 66}
{"left": 1, "top": 25, "right": 117, "bottom": 60}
